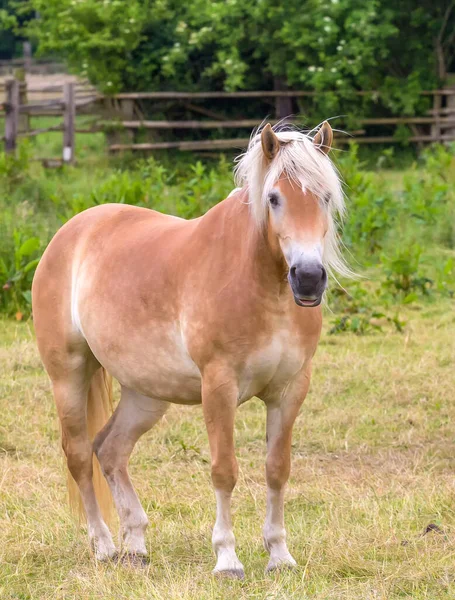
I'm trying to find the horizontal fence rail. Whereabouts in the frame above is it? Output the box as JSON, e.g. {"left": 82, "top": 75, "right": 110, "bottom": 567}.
{"left": 98, "top": 117, "right": 455, "bottom": 130}
{"left": 112, "top": 89, "right": 455, "bottom": 99}
{"left": 108, "top": 134, "right": 455, "bottom": 153}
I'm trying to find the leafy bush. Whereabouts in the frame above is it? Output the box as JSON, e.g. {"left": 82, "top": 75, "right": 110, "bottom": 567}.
{"left": 0, "top": 141, "right": 32, "bottom": 192}
{"left": 400, "top": 144, "right": 455, "bottom": 249}
{"left": 329, "top": 312, "right": 404, "bottom": 335}
{"left": 380, "top": 245, "right": 432, "bottom": 302}
{"left": 337, "top": 145, "right": 398, "bottom": 255}
{"left": 328, "top": 282, "right": 405, "bottom": 336}
{"left": 339, "top": 142, "right": 455, "bottom": 260}
{"left": 0, "top": 229, "right": 43, "bottom": 317}
{"left": 0, "top": 142, "right": 454, "bottom": 324}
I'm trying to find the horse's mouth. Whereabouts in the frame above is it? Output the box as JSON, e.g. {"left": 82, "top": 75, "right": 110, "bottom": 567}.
{"left": 294, "top": 295, "right": 322, "bottom": 307}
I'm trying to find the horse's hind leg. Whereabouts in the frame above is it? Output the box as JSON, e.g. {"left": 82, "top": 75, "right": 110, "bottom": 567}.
{"left": 94, "top": 386, "right": 169, "bottom": 557}
{"left": 53, "top": 366, "right": 116, "bottom": 560}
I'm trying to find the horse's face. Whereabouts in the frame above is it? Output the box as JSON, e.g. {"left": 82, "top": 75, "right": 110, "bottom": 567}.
{"left": 261, "top": 123, "right": 333, "bottom": 307}
{"left": 267, "top": 179, "right": 328, "bottom": 306}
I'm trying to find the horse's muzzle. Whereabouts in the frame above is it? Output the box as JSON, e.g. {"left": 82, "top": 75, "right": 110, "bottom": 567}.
{"left": 288, "top": 261, "right": 327, "bottom": 307}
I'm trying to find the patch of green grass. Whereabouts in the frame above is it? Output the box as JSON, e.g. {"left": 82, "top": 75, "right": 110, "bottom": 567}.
{"left": 1, "top": 303, "right": 455, "bottom": 599}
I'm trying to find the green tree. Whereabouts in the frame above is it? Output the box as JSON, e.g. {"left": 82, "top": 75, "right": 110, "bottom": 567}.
{"left": 23, "top": 0, "right": 455, "bottom": 118}
{"left": 0, "top": 0, "right": 27, "bottom": 59}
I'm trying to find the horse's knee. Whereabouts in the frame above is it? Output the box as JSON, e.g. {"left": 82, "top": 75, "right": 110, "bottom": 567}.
{"left": 211, "top": 455, "right": 238, "bottom": 491}
{"left": 266, "top": 454, "right": 290, "bottom": 490}
{"left": 92, "top": 408, "right": 119, "bottom": 459}
{"left": 93, "top": 437, "right": 118, "bottom": 478}
{"left": 63, "top": 437, "right": 93, "bottom": 481}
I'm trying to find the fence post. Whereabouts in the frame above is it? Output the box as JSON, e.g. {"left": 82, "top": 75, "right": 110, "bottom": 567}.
{"left": 63, "top": 82, "right": 75, "bottom": 164}
{"left": 15, "top": 68, "right": 29, "bottom": 133}
{"left": 445, "top": 73, "right": 455, "bottom": 141}
{"left": 23, "top": 41, "right": 32, "bottom": 72}
{"left": 5, "top": 78, "right": 19, "bottom": 154}
{"left": 431, "top": 92, "right": 442, "bottom": 142}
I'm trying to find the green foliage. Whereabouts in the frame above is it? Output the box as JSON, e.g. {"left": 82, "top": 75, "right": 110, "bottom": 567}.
{"left": 329, "top": 312, "right": 404, "bottom": 335}
{"left": 17, "top": 0, "right": 454, "bottom": 121}
{"left": 0, "top": 229, "right": 42, "bottom": 316}
{"left": 327, "top": 282, "right": 405, "bottom": 336}
{"left": 0, "top": 142, "right": 454, "bottom": 324}
{"left": 326, "top": 142, "right": 455, "bottom": 335}
{"left": 0, "top": 141, "right": 32, "bottom": 192}
{"left": 0, "top": 0, "right": 21, "bottom": 59}
{"left": 435, "top": 257, "right": 455, "bottom": 297}
{"left": 380, "top": 245, "right": 432, "bottom": 302}
{"left": 339, "top": 142, "right": 455, "bottom": 257}
{"left": 25, "top": 0, "right": 145, "bottom": 92}
{"left": 400, "top": 144, "right": 455, "bottom": 249}
{"left": 338, "top": 145, "right": 397, "bottom": 254}
{"left": 48, "top": 156, "right": 234, "bottom": 224}
{"left": 175, "top": 158, "right": 232, "bottom": 218}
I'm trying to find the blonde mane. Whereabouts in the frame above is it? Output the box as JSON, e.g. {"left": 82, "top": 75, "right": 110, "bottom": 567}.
{"left": 234, "top": 124, "right": 351, "bottom": 279}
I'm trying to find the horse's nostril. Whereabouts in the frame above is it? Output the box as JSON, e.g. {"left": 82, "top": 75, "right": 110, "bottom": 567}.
{"left": 290, "top": 266, "right": 297, "bottom": 278}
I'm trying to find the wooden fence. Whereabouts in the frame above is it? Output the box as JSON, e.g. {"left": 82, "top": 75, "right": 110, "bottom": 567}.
{"left": 1, "top": 78, "right": 455, "bottom": 161}
{"left": 103, "top": 88, "right": 455, "bottom": 152}
{"left": 0, "top": 78, "right": 100, "bottom": 163}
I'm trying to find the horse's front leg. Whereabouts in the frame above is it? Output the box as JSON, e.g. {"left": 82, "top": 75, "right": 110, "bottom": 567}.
{"left": 202, "top": 365, "right": 244, "bottom": 579}
{"left": 263, "top": 364, "right": 312, "bottom": 572}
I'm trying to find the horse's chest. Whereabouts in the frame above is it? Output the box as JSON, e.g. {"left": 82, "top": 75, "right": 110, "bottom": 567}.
{"left": 238, "top": 331, "right": 307, "bottom": 402}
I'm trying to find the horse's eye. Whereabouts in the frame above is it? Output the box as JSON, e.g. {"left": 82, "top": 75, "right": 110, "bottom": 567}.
{"left": 269, "top": 192, "right": 280, "bottom": 207}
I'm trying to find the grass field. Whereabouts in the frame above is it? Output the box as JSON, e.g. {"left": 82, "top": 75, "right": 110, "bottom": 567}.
{"left": 1, "top": 298, "right": 455, "bottom": 599}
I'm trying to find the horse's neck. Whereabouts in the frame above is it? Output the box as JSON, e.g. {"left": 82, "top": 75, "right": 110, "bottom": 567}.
{"left": 201, "top": 190, "right": 287, "bottom": 295}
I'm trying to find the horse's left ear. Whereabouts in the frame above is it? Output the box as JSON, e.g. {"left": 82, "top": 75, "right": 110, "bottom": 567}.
{"left": 313, "top": 121, "right": 333, "bottom": 155}
{"left": 261, "top": 123, "right": 280, "bottom": 161}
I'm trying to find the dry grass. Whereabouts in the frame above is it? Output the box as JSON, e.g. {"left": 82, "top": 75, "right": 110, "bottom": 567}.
{"left": 1, "top": 301, "right": 455, "bottom": 599}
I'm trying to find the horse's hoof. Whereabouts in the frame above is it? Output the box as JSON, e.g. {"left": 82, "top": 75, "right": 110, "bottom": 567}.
{"left": 213, "top": 567, "right": 245, "bottom": 580}
{"left": 94, "top": 547, "right": 118, "bottom": 562}
{"left": 265, "top": 558, "right": 297, "bottom": 573}
{"left": 118, "top": 553, "right": 149, "bottom": 568}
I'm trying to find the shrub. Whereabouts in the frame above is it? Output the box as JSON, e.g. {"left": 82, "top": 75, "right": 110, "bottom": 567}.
{"left": 380, "top": 245, "right": 432, "bottom": 303}
{"left": 0, "top": 142, "right": 454, "bottom": 323}
{"left": 337, "top": 144, "right": 398, "bottom": 256}
{"left": 0, "top": 229, "right": 43, "bottom": 316}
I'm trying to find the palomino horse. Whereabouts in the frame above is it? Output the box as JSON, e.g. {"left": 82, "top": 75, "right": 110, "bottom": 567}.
{"left": 32, "top": 122, "right": 349, "bottom": 578}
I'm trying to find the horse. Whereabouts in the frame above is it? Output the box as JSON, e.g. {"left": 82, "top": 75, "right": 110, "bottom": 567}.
{"left": 32, "top": 121, "right": 349, "bottom": 578}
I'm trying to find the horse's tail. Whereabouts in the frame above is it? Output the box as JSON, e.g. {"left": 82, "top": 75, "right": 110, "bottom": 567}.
{"left": 67, "top": 367, "right": 114, "bottom": 525}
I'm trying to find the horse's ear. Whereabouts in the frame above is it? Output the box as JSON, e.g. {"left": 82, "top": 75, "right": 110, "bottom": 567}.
{"left": 261, "top": 123, "right": 280, "bottom": 161}
{"left": 313, "top": 121, "right": 333, "bottom": 155}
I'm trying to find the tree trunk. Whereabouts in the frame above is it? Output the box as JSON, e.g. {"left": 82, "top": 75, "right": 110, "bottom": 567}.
{"left": 273, "top": 77, "right": 293, "bottom": 120}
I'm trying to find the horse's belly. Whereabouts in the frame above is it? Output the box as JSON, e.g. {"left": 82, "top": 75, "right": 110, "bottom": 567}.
{"left": 126, "top": 354, "right": 202, "bottom": 404}
{"left": 86, "top": 325, "right": 202, "bottom": 404}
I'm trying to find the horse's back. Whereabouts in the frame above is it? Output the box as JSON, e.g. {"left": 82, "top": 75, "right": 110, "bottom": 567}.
{"left": 34, "top": 202, "right": 187, "bottom": 294}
